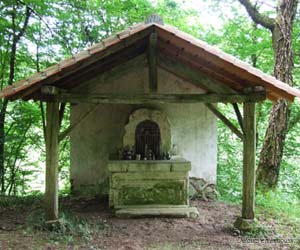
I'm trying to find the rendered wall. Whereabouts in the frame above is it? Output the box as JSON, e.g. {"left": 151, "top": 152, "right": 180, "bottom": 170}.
{"left": 70, "top": 55, "right": 217, "bottom": 196}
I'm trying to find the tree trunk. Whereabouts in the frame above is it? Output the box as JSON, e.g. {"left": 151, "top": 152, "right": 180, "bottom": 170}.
{"left": 238, "top": 0, "right": 298, "bottom": 189}
{"left": 0, "top": 99, "right": 8, "bottom": 193}
{"left": 0, "top": 5, "right": 31, "bottom": 193}
{"left": 256, "top": 0, "right": 297, "bottom": 188}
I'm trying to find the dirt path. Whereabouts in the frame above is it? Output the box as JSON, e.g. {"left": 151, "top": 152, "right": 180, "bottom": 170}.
{"left": 0, "top": 198, "right": 298, "bottom": 250}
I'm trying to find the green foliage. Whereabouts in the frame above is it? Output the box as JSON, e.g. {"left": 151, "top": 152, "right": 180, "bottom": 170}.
{"left": 201, "top": 2, "right": 300, "bottom": 224}
{"left": 4, "top": 101, "right": 43, "bottom": 195}
{"left": 256, "top": 190, "right": 300, "bottom": 220}
{"left": 216, "top": 105, "right": 243, "bottom": 203}
{"left": 0, "top": 192, "right": 42, "bottom": 207}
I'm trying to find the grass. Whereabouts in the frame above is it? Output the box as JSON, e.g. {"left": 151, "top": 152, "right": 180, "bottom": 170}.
{"left": 214, "top": 178, "right": 300, "bottom": 239}
{"left": 1, "top": 185, "right": 300, "bottom": 248}
{"left": 25, "top": 209, "right": 109, "bottom": 244}
{"left": 0, "top": 194, "right": 108, "bottom": 246}
{"left": 256, "top": 190, "right": 300, "bottom": 220}
{"left": 0, "top": 192, "right": 43, "bottom": 207}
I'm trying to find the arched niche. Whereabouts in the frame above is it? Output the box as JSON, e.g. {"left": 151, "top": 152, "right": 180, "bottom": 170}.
{"left": 123, "top": 109, "right": 171, "bottom": 154}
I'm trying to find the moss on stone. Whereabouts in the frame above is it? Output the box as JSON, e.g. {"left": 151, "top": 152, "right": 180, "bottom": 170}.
{"left": 120, "top": 182, "right": 185, "bottom": 205}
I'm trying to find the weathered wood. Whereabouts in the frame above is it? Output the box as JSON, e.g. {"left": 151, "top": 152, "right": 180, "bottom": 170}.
{"left": 242, "top": 102, "right": 256, "bottom": 219}
{"left": 232, "top": 103, "right": 244, "bottom": 134}
{"left": 40, "top": 101, "right": 46, "bottom": 138}
{"left": 41, "top": 85, "right": 60, "bottom": 95}
{"left": 43, "top": 90, "right": 266, "bottom": 104}
{"left": 157, "top": 27, "right": 295, "bottom": 101}
{"left": 148, "top": 32, "right": 158, "bottom": 92}
{"left": 205, "top": 103, "right": 244, "bottom": 140}
{"left": 74, "top": 54, "right": 147, "bottom": 92}
{"left": 158, "top": 55, "right": 237, "bottom": 94}
{"left": 58, "top": 104, "right": 98, "bottom": 142}
{"left": 158, "top": 40, "right": 246, "bottom": 90}
{"left": 11, "top": 28, "right": 153, "bottom": 101}
{"left": 45, "top": 101, "right": 60, "bottom": 221}
{"left": 58, "top": 103, "right": 66, "bottom": 128}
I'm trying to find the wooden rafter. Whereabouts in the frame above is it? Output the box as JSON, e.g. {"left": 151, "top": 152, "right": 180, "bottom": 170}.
{"left": 158, "top": 55, "right": 236, "bottom": 94}
{"left": 158, "top": 39, "right": 247, "bottom": 91}
{"left": 157, "top": 27, "right": 295, "bottom": 101}
{"left": 148, "top": 32, "right": 158, "bottom": 92}
{"left": 10, "top": 29, "right": 152, "bottom": 101}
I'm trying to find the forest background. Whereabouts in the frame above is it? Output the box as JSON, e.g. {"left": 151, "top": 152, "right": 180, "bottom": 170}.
{"left": 0, "top": 0, "right": 300, "bottom": 220}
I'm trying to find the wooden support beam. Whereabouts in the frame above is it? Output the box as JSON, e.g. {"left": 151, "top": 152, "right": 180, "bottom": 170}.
{"left": 59, "top": 103, "right": 66, "bottom": 128}
{"left": 242, "top": 102, "right": 256, "bottom": 219}
{"left": 148, "top": 32, "right": 158, "bottom": 92}
{"left": 58, "top": 104, "right": 98, "bottom": 142}
{"left": 45, "top": 101, "right": 60, "bottom": 221}
{"left": 205, "top": 103, "right": 244, "bottom": 140}
{"left": 234, "top": 102, "right": 256, "bottom": 230}
{"left": 232, "top": 103, "right": 244, "bottom": 134}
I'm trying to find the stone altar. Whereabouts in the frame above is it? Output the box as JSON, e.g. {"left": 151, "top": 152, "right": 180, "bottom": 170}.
{"left": 108, "top": 159, "right": 199, "bottom": 218}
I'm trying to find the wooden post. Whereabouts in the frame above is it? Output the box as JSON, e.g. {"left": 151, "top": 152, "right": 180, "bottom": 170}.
{"left": 45, "top": 101, "right": 60, "bottom": 221}
{"left": 234, "top": 102, "right": 256, "bottom": 230}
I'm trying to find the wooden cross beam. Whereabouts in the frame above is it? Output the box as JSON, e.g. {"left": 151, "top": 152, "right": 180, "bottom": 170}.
{"left": 40, "top": 87, "right": 266, "bottom": 104}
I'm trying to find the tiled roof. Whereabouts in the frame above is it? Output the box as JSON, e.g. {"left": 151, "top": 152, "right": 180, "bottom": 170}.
{"left": 1, "top": 20, "right": 300, "bottom": 102}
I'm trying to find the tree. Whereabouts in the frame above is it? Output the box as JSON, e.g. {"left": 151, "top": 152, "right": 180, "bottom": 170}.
{"left": 0, "top": 1, "right": 32, "bottom": 193}
{"left": 237, "top": 0, "right": 298, "bottom": 189}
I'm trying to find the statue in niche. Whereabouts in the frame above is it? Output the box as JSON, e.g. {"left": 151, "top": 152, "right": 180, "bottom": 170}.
{"left": 135, "top": 120, "right": 161, "bottom": 160}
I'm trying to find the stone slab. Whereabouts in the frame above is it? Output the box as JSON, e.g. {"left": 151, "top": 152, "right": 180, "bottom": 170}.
{"left": 108, "top": 159, "right": 191, "bottom": 173}
{"left": 115, "top": 206, "right": 199, "bottom": 218}
{"left": 171, "top": 162, "right": 191, "bottom": 172}
{"left": 127, "top": 163, "right": 171, "bottom": 172}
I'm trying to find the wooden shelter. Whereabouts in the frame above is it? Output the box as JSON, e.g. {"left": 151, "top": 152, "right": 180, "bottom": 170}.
{"left": 1, "top": 15, "right": 300, "bottom": 229}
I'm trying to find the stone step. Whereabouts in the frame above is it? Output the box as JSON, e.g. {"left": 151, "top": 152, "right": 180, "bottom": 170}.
{"left": 115, "top": 206, "right": 199, "bottom": 218}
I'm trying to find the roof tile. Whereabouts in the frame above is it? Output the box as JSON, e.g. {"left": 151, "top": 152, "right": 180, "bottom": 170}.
{"left": 74, "top": 51, "right": 90, "bottom": 62}
{"left": 45, "top": 64, "right": 60, "bottom": 77}
{"left": 89, "top": 41, "right": 106, "bottom": 55}
{"left": 103, "top": 35, "right": 120, "bottom": 47}
{"left": 116, "top": 29, "right": 131, "bottom": 39}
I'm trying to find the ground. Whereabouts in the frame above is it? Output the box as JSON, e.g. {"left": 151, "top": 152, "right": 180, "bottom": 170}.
{"left": 0, "top": 197, "right": 299, "bottom": 250}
